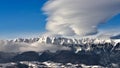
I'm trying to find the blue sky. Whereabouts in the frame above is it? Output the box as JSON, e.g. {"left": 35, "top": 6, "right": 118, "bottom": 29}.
{"left": 99, "top": 14, "right": 120, "bottom": 30}
{"left": 0, "top": 0, "right": 47, "bottom": 39}
{"left": 0, "top": 0, "right": 120, "bottom": 39}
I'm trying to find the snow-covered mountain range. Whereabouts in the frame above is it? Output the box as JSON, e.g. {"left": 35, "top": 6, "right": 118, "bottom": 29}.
{"left": 0, "top": 36, "right": 120, "bottom": 68}
{"left": 8, "top": 36, "right": 120, "bottom": 44}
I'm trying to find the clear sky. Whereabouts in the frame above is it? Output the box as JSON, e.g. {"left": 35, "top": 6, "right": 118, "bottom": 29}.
{"left": 0, "top": 0, "right": 47, "bottom": 39}
{"left": 0, "top": 0, "right": 120, "bottom": 39}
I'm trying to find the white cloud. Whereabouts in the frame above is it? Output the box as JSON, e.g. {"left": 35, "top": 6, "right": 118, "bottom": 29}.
{"left": 0, "top": 40, "right": 70, "bottom": 53}
{"left": 43, "top": 0, "right": 120, "bottom": 36}
{"left": 28, "top": 42, "right": 70, "bottom": 53}
{"left": 0, "top": 40, "right": 29, "bottom": 52}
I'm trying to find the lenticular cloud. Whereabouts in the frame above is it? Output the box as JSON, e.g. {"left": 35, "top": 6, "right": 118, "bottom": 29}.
{"left": 43, "top": 0, "right": 120, "bottom": 36}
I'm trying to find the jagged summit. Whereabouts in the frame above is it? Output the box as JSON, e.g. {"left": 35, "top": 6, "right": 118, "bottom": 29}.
{"left": 8, "top": 36, "right": 120, "bottom": 45}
